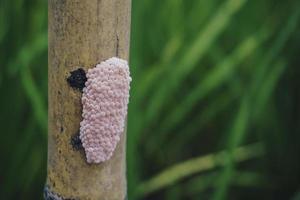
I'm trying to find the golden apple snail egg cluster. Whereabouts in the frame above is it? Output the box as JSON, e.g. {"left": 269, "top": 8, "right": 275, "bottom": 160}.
{"left": 80, "top": 57, "right": 131, "bottom": 163}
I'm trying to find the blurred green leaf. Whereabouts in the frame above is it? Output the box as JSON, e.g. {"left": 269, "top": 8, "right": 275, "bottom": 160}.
{"left": 212, "top": 8, "right": 300, "bottom": 198}
{"left": 186, "top": 170, "right": 269, "bottom": 196}
{"left": 137, "top": 143, "right": 264, "bottom": 197}
{"left": 21, "top": 66, "right": 47, "bottom": 132}
{"left": 8, "top": 33, "right": 47, "bottom": 75}
{"left": 143, "top": 0, "right": 249, "bottom": 126}
{"left": 148, "top": 29, "right": 269, "bottom": 152}
{"left": 212, "top": 94, "right": 250, "bottom": 200}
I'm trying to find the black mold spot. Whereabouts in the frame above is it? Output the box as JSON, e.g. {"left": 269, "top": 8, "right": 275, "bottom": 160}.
{"left": 60, "top": 126, "right": 64, "bottom": 133}
{"left": 71, "top": 132, "right": 83, "bottom": 151}
{"left": 67, "top": 68, "right": 87, "bottom": 91}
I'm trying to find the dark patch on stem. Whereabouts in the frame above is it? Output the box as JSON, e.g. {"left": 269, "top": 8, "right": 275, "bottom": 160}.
{"left": 44, "top": 185, "right": 77, "bottom": 200}
{"left": 116, "top": 35, "right": 119, "bottom": 56}
{"left": 71, "top": 132, "right": 83, "bottom": 151}
{"left": 44, "top": 186, "right": 62, "bottom": 200}
{"left": 67, "top": 68, "right": 87, "bottom": 91}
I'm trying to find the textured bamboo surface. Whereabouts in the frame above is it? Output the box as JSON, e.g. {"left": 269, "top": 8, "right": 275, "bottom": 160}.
{"left": 47, "top": 0, "right": 131, "bottom": 199}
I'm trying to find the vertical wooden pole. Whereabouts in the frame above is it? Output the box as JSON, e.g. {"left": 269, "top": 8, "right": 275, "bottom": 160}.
{"left": 47, "top": 0, "right": 131, "bottom": 199}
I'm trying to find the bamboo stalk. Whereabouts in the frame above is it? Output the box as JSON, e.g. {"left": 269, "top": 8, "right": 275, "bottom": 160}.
{"left": 46, "top": 0, "right": 131, "bottom": 199}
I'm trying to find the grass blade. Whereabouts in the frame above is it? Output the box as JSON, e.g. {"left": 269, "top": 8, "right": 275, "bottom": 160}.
{"left": 137, "top": 143, "right": 263, "bottom": 197}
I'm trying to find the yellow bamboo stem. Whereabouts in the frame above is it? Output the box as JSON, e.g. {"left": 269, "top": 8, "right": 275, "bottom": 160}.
{"left": 46, "top": 0, "right": 131, "bottom": 199}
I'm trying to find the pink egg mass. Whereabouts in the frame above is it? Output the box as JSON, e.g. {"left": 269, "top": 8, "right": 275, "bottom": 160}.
{"left": 80, "top": 57, "right": 131, "bottom": 163}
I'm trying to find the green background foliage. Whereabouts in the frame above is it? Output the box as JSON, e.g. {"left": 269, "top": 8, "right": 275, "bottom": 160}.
{"left": 0, "top": 0, "right": 299, "bottom": 199}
